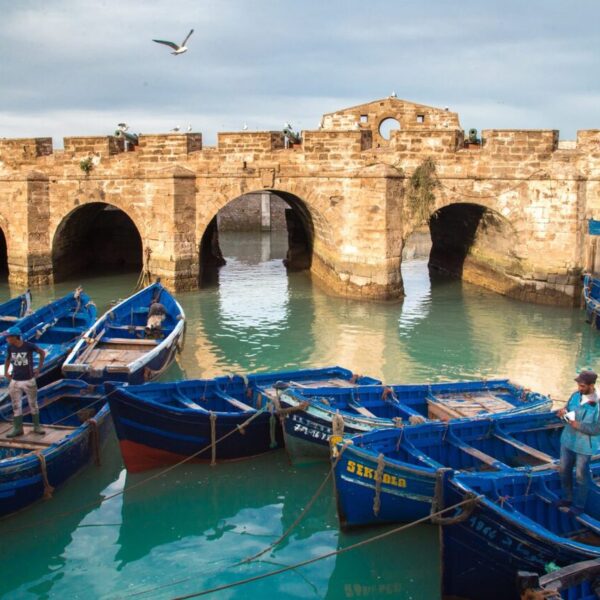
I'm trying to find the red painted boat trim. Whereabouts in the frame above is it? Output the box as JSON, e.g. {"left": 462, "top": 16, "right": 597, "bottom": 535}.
{"left": 119, "top": 440, "right": 198, "bottom": 473}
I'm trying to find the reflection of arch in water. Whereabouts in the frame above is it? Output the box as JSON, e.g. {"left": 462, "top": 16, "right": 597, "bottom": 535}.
{"left": 193, "top": 246, "right": 316, "bottom": 373}
{"left": 52, "top": 202, "right": 143, "bottom": 282}
{"left": 198, "top": 190, "right": 315, "bottom": 285}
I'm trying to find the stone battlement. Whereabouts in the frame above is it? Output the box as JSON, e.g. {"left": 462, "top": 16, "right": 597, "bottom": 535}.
{"left": 0, "top": 96, "right": 599, "bottom": 305}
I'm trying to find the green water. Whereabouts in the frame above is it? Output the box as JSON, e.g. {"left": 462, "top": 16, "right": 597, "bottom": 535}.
{"left": 1, "top": 231, "right": 599, "bottom": 599}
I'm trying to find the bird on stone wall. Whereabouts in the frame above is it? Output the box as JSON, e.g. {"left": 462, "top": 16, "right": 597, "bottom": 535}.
{"left": 187, "top": 124, "right": 192, "bottom": 132}
{"left": 171, "top": 125, "right": 180, "bottom": 132}
{"left": 117, "top": 123, "right": 129, "bottom": 132}
{"left": 152, "top": 29, "right": 194, "bottom": 55}
{"left": 242, "top": 123, "right": 248, "bottom": 130}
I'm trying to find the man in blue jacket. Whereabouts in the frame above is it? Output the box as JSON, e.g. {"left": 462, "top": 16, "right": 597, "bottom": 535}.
{"left": 556, "top": 370, "right": 600, "bottom": 515}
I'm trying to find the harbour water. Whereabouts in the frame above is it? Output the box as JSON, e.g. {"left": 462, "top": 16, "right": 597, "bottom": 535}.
{"left": 1, "top": 230, "right": 599, "bottom": 599}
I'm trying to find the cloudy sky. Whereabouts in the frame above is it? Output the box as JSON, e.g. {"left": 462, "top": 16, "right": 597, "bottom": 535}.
{"left": 1, "top": 0, "right": 599, "bottom": 146}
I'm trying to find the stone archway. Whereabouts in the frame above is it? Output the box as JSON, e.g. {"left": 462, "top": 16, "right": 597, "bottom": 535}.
{"left": 198, "top": 190, "right": 315, "bottom": 284}
{"left": 428, "top": 202, "right": 522, "bottom": 294}
{"left": 0, "top": 228, "right": 8, "bottom": 280}
{"left": 52, "top": 202, "right": 143, "bottom": 282}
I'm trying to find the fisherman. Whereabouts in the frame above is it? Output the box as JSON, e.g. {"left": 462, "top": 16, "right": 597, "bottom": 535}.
{"left": 556, "top": 370, "right": 600, "bottom": 514}
{"left": 3, "top": 326, "right": 46, "bottom": 437}
{"left": 145, "top": 299, "right": 167, "bottom": 336}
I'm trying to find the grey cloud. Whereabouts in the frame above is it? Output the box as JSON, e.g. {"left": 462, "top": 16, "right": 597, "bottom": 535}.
{"left": 0, "top": 0, "right": 599, "bottom": 144}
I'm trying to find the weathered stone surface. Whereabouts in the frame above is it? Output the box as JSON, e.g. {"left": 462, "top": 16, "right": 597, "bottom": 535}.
{"left": 0, "top": 96, "right": 598, "bottom": 303}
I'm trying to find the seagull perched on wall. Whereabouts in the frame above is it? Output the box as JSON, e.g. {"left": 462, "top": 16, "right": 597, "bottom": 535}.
{"left": 117, "top": 122, "right": 129, "bottom": 132}
{"left": 242, "top": 123, "right": 248, "bottom": 130}
{"left": 152, "top": 29, "right": 194, "bottom": 55}
{"left": 171, "top": 125, "right": 180, "bottom": 132}
{"left": 187, "top": 124, "right": 192, "bottom": 132}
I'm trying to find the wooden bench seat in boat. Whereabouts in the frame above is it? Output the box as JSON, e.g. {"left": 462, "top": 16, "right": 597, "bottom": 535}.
{"left": 101, "top": 338, "right": 158, "bottom": 346}
{"left": 492, "top": 432, "right": 555, "bottom": 464}
{"left": 0, "top": 315, "right": 19, "bottom": 322}
{"left": 445, "top": 433, "right": 510, "bottom": 470}
{"left": 348, "top": 402, "right": 377, "bottom": 418}
{"left": 223, "top": 397, "right": 253, "bottom": 411}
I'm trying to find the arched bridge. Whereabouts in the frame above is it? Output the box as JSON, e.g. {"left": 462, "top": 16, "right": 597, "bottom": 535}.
{"left": 1, "top": 97, "right": 599, "bottom": 306}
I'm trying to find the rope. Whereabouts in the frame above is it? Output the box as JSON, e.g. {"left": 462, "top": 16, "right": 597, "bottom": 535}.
{"left": 408, "top": 414, "right": 427, "bottom": 425}
{"left": 34, "top": 451, "right": 54, "bottom": 500}
{"left": 164, "top": 496, "right": 480, "bottom": 600}
{"left": 87, "top": 417, "right": 101, "bottom": 467}
{"left": 372, "top": 453, "right": 386, "bottom": 516}
{"left": 0, "top": 406, "right": 269, "bottom": 534}
{"left": 236, "top": 442, "right": 351, "bottom": 567}
{"left": 331, "top": 411, "right": 344, "bottom": 437}
{"left": 269, "top": 413, "right": 278, "bottom": 449}
{"left": 209, "top": 412, "right": 217, "bottom": 466}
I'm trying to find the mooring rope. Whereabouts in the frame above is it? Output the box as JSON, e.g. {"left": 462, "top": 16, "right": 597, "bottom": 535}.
{"left": 162, "top": 496, "right": 480, "bottom": 600}
{"left": 0, "top": 405, "right": 270, "bottom": 534}
{"left": 34, "top": 451, "right": 54, "bottom": 500}
{"left": 209, "top": 412, "right": 217, "bottom": 466}
{"left": 372, "top": 453, "right": 386, "bottom": 517}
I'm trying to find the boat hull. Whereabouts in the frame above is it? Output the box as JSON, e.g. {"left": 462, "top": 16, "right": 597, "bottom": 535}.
{"left": 0, "top": 382, "right": 110, "bottom": 517}
{"left": 107, "top": 386, "right": 284, "bottom": 473}
{"left": 441, "top": 475, "right": 600, "bottom": 600}
{"left": 333, "top": 443, "right": 438, "bottom": 528}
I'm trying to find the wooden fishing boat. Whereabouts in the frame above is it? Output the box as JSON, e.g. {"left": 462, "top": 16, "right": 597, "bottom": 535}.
{"left": 517, "top": 558, "right": 600, "bottom": 600}
{"left": 0, "top": 289, "right": 97, "bottom": 403}
{"left": 62, "top": 282, "right": 185, "bottom": 384}
{"left": 279, "top": 379, "right": 551, "bottom": 462}
{"left": 440, "top": 467, "right": 600, "bottom": 600}
{"left": 332, "top": 411, "right": 563, "bottom": 529}
{"left": 0, "top": 379, "right": 110, "bottom": 517}
{"left": 0, "top": 290, "right": 32, "bottom": 332}
{"left": 106, "top": 366, "right": 379, "bottom": 473}
{"left": 583, "top": 274, "right": 600, "bottom": 329}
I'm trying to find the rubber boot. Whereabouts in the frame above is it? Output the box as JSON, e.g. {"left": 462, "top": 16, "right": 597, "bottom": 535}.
{"left": 32, "top": 413, "right": 45, "bottom": 435}
{"left": 6, "top": 415, "right": 24, "bottom": 438}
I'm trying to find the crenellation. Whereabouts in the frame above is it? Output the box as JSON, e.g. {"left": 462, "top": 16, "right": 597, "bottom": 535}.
{"left": 0, "top": 96, "right": 598, "bottom": 304}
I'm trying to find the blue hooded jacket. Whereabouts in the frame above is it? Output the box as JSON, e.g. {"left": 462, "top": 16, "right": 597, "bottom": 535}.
{"left": 560, "top": 391, "right": 600, "bottom": 455}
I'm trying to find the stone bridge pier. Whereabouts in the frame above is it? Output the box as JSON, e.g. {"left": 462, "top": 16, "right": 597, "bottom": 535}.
{"left": 0, "top": 97, "right": 599, "bottom": 306}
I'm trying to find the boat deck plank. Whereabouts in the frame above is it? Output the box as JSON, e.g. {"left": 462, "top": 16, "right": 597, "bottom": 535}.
{"left": 0, "top": 422, "right": 76, "bottom": 448}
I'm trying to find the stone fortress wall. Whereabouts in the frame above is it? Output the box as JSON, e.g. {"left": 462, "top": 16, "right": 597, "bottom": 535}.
{"left": 1, "top": 96, "right": 599, "bottom": 305}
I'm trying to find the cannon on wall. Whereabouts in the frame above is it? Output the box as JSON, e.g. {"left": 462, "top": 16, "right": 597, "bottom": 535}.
{"left": 114, "top": 129, "right": 140, "bottom": 147}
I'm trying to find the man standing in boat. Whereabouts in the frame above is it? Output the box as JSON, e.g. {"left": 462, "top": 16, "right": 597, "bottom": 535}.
{"left": 556, "top": 370, "right": 600, "bottom": 515}
{"left": 3, "top": 326, "right": 46, "bottom": 437}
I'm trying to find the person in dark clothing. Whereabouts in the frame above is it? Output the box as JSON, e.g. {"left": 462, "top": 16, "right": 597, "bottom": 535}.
{"left": 3, "top": 326, "right": 46, "bottom": 437}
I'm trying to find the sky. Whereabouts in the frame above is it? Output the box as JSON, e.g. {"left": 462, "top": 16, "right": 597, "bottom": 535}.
{"left": 0, "top": 0, "right": 599, "bottom": 146}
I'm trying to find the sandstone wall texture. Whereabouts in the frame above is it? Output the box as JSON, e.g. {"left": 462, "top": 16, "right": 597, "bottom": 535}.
{"left": 0, "top": 96, "right": 598, "bottom": 305}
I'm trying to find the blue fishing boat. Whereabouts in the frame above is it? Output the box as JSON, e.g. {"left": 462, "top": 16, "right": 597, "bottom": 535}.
{"left": 0, "top": 289, "right": 97, "bottom": 402}
{"left": 106, "top": 366, "right": 379, "bottom": 472}
{"left": 62, "top": 282, "right": 185, "bottom": 384}
{"left": 0, "top": 379, "right": 110, "bottom": 517}
{"left": 441, "top": 467, "right": 600, "bottom": 600}
{"left": 583, "top": 274, "right": 600, "bottom": 329}
{"left": 333, "top": 411, "right": 563, "bottom": 528}
{"left": 517, "top": 558, "right": 600, "bottom": 600}
{"left": 0, "top": 290, "right": 32, "bottom": 332}
{"left": 279, "top": 379, "right": 551, "bottom": 462}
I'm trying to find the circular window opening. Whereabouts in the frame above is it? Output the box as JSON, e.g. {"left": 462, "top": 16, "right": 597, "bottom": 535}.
{"left": 378, "top": 117, "right": 401, "bottom": 140}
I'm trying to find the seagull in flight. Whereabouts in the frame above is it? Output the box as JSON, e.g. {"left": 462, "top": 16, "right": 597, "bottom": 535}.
{"left": 153, "top": 29, "right": 194, "bottom": 55}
